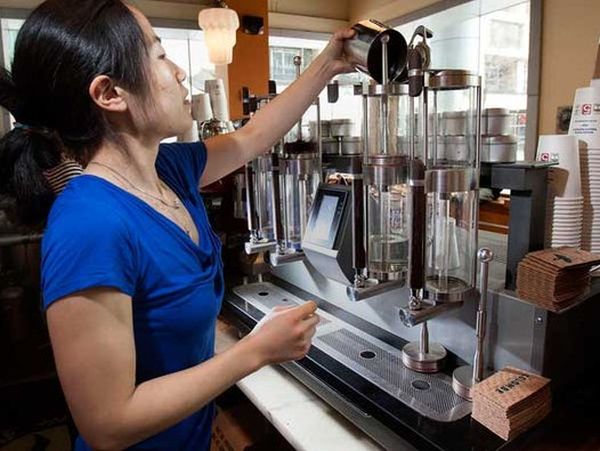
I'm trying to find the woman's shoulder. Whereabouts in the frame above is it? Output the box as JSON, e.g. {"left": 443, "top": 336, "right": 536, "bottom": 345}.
{"left": 45, "top": 175, "right": 132, "bottom": 238}
{"left": 156, "top": 141, "right": 208, "bottom": 192}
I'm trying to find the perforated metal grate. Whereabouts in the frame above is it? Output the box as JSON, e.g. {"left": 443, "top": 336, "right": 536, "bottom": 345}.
{"left": 317, "top": 329, "right": 467, "bottom": 417}
{"left": 232, "top": 282, "right": 471, "bottom": 422}
{"left": 239, "top": 285, "right": 332, "bottom": 325}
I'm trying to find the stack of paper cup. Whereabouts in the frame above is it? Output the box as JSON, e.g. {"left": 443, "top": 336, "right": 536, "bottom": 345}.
{"left": 191, "top": 93, "right": 213, "bottom": 122}
{"left": 177, "top": 121, "right": 199, "bottom": 143}
{"left": 580, "top": 145, "right": 600, "bottom": 252}
{"left": 568, "top": 84, "right": 600, "bottom": 253}
{"left": 205, "top": 79, "right": 230, "bottom": 122}
{"left": 537, "top": 134, "right": 583, "bottom": 248}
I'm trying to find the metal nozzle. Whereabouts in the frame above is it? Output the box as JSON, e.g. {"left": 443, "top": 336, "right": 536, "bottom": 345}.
{"left": 399, "top": 301, "right": 461, "bottom": 328}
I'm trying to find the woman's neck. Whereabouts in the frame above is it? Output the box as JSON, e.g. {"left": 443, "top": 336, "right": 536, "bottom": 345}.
{"left": 85, "top": 132, "right": 164, "bottom": 195}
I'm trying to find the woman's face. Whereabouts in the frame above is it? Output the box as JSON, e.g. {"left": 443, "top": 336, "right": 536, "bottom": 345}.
{"left": 129, "top": 8, "right": 193, "bottom": 139}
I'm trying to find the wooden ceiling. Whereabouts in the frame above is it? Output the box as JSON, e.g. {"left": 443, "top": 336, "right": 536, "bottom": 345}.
{"left": 150, "top": 0, "right": 351, "bottom": 20}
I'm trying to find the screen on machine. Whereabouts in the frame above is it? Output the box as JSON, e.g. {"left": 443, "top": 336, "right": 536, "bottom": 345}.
{"left": 305, "top": 188, "right": 347, "bottom": 249}
{"left": 312, "top": 195, "right": 339, "bottom": 240}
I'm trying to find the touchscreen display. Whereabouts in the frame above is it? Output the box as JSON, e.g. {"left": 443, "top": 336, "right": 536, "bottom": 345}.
{"left": 312, "top": 194, "right": 339, "bottom": 241}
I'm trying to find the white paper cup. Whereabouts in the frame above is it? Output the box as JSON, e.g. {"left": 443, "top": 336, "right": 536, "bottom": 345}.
{"left": 552, "top": 236, "right": 581, "bottom": 242}
{"left": 552, "top": 222, "right": 583, "bottom": 228}
{"left": 554, "top": 197, "right": 584, "bottom": 203}
{"left": 177, "top": 121, "right": 199, "bottom": 143}
{"left": 205, "top": 79, "right": 230, "bottom": 122}
{"left": 553, "top": 208, "right": 583, "bottom": 215}
{"left": 568, "top": 86, "right": 600, "bottom": 149}
{"left": 538, "top": 134, "right": 581, "bottom": 197}
{"left": 552, "top": 230, "right": 582, "bottom": 237}
{"left": 191, "top": 93, "right": 213, "bottom": 122}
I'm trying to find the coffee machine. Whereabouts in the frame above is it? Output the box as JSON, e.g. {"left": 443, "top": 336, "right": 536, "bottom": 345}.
{"left": 222, "top": 20, "right": 600, "bottom": 451}
{"left": 243, "top": 56, "right": 322, "bottom": 266}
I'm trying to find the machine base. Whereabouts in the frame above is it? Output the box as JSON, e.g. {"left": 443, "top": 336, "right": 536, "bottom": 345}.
{"left": 269, "top": 250, "right": 305, "bottom": 266}
{"left": 231, "top": 281, "right": 471, "bottom": 423}
{"left": 346, "top": 278, "right": 405, "bottom": 301}
{"left": 244, "top": 240, "right": 277, "bottom": 255}
{"left": 401, "top": 341, "right": 447, "bottom": 373}
{"left": 452, "top": 365, "right": 493, "bottom": 400}
{"left": 452, "top": 365, "right": 475, "bottom": 400}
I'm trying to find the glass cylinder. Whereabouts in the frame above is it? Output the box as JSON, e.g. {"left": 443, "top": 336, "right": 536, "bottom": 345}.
{"left": 425, "top": 168, "right": 478, "bottom": 300}
{"left": 426, "top": 70, "right": 481, "bottom": 167}
{"left": 367, "top": 185, "right": 408, "bottom": 276}
{"left": 363, "top": 83, "right": 411, "bottom": 157}
{"left": 364, "top": 154, "right": 408, "bottom": 281}
{"left": 250, "top": 153, "right": 276, "bottom": 241}
{"left": 280, "top": 152, "right": 319, "bottom": 251}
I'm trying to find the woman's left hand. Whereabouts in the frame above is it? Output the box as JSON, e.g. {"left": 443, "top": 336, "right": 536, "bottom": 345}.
{"left": 318, "top": 28, "right": 357, "bottom": 76}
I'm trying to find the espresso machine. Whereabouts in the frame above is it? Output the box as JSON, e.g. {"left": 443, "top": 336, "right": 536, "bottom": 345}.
{"left": 223, "top": 20, "right": 600, "bottom": 451}
{"left": 243, "top": 56, "right": 322, "bottom": 267}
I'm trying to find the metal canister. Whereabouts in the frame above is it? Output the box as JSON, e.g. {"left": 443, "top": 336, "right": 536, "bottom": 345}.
{"left": 330, "top": 119, "right": 353, "bottom": 137}
{"left": 436, "top": 135, "right": 470, "bottom": 162}
{"left": 481, "top": 135, "right": 517, "bottom": 163}
{"left": 439, "top": 111, "right": 468, "bottom": 136}
{"left": 481, "top": 108, "right": 511, "bottom": 135}
{"left": 322, "top": 138, "right": 340, "bottom": 155}
{"left": 341, "top": 136, "right": 362, "bottom": 155}
{"left": 310, "top": 120, "right": 331, "bottom": 140}
{"left": 345, "top": 19, "right": 408, "bottom": 83}
{"left": 482, "top": 108, "right": 512, "bottom": 135}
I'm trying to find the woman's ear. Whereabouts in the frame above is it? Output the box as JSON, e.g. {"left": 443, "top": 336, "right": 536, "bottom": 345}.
{"left": 88, "top": 75, "right": 128, "bottom": 112}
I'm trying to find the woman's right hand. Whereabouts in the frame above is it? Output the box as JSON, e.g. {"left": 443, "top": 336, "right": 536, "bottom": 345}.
{"left": 244, "top": 301, "right": 320, "bottom": 366}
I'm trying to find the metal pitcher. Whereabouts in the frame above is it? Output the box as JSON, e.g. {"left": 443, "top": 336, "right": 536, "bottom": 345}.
{"left": 345, "top": 19, "right": 408, "bottom": 83}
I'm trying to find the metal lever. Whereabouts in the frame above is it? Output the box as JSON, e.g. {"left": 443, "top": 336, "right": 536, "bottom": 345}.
{"left": 401, "top": 159, "right": 447, "bottom": 373}
{"left": 474, "top": 247, "right": 493, "bottom": 382}
{"left": 408, "top": 26, "right": 433, "bottom": 46}
{"left": 327, "top": 80, "right": 339, "bottom": 103}
{"left": 452, "top": 247, "right": 494, "bottom": 399}
{"left": 293, "top": 55, "right": 303, "bottom": 141}
{"left": 407, "top": 159, "right": 426, "bottom": 294}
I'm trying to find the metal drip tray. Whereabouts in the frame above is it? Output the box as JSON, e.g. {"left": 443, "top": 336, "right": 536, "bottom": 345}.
{"left": 232, "top": 282, "right": 471, "bottom": 422}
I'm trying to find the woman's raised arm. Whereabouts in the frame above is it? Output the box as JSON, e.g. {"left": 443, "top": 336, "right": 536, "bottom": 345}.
{"left": 200, "top": 28, "right": 355, "bottom": 188}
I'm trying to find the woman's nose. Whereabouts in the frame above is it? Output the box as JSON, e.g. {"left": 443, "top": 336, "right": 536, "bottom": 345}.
{"left": 175, "top": 65, "right": 187, "bottom": 84}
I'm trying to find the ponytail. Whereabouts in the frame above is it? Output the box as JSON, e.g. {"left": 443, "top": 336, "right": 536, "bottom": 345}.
{"left": 0, "top": 0, "right": 153, "bottom": 226}
{"left": 0, "top": 69, "right": 62, "bottom": 227}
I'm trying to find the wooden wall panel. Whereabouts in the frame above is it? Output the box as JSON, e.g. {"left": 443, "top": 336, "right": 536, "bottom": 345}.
{"left": 226, "top": 0, "right": 270, "bottom": 120}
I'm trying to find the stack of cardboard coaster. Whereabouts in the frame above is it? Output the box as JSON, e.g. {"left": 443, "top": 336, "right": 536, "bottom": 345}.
{"left": 516, "top": 247, "right": 600, "bottom": 312}
{"left": 472, "top": 367, "right": 551, "bottom": 441}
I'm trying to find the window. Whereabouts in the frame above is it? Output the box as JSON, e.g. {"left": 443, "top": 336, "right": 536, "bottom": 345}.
{"left": 0, "top": 21, "right": 214, "bottom": 138}
{"left": 269, "top": 34, "right": 368, "bottom": 137}
{"left": 489, "top": 19, "right": 523, "bottom": 50}
{"left": 269, "top": 35, "right": 326, "bottom": 92}
{"left": 396, "top": 0, "right": 531, "bottom": 159}
{"left": 485, "top": 55, "right": 527, "bottom": 94}
{"left": 270, "top": 47, "right": 320, "bottom": 85}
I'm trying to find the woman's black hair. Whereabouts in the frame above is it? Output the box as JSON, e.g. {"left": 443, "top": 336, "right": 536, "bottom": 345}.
{"left": 0, "top": 0, "right": 151, "bottom": 227}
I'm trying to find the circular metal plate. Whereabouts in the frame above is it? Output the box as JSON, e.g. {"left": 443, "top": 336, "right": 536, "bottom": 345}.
{"left": 425, "top": 167, "right": 478, "bottom": 193}
{"left": 452, "top": 365, "right": 475, "bottom": 400}
{"left": 402, "top": 341, "right": 447, "bottom": 373}
{"left": 363, "top": 82, "right": 409, "bottom": 97}
{"left": 425, "top": 276, "right": 479, "bottom": 303}
{"left": 427, "top": 69, "right": 481, "bottom": 89}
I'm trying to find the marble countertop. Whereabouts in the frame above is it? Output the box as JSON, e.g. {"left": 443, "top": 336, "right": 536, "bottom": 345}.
{"left": 215, "top": 320, "right": 382, "bottom": 451}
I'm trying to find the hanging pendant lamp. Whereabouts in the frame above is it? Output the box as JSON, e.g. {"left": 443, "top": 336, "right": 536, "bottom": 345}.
{"left": 198, "top": 1, "right": 240, "bottom": 65}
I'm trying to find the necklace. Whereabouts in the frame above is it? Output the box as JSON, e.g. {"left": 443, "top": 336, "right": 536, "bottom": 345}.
{"left": 88, "top": 161, "right": 181, "bottom": 209}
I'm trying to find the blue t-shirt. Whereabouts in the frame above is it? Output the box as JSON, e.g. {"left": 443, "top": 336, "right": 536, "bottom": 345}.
{"left": 41, "top": 142, "right": 223, "bottom": 451}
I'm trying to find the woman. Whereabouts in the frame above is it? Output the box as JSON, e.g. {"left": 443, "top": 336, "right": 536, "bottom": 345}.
{"left": 0, "top": 0, "right": 355, "bottom": 450}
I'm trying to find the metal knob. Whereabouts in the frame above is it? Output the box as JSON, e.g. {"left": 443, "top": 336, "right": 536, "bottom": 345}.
{"left": 478, "top": 247, "right": 493, "bottom": 264}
